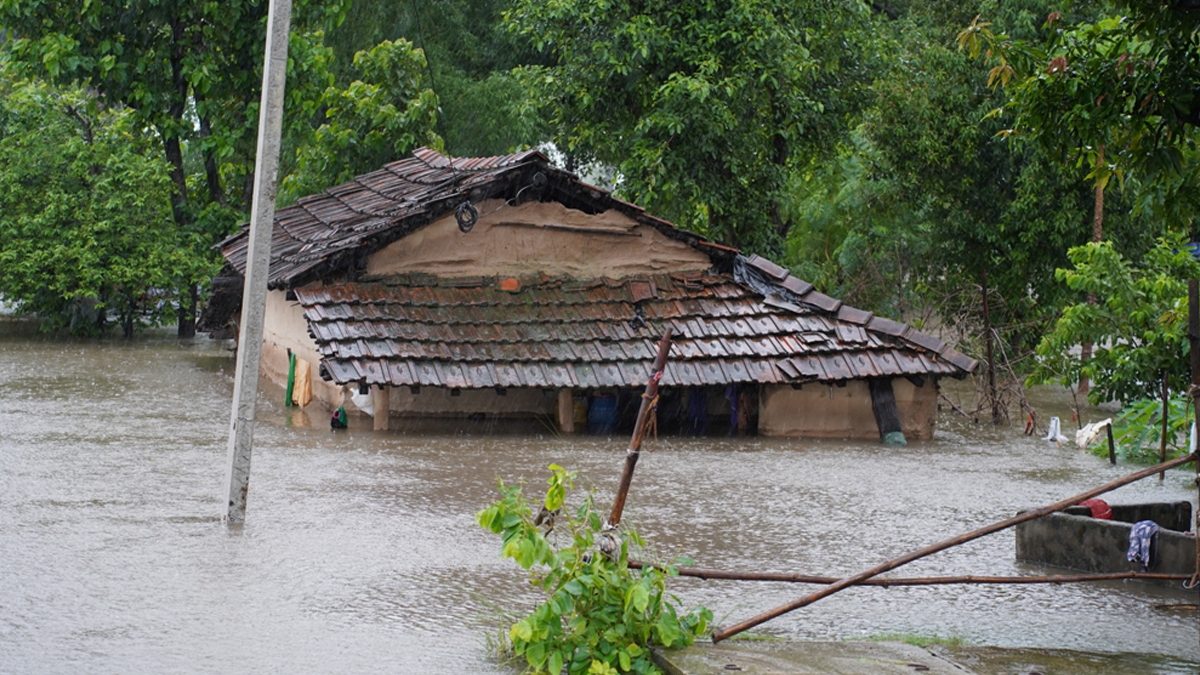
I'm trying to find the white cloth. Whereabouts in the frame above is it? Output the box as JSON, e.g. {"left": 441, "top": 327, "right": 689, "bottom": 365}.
{"left": 1044, "top": 416, "right": 1068, "bottom": 444}
{"left": 1075, "top": 418, "right": 1113, "bottom": 450}
{"left": 350, "top": 389, "right": 375, "bottom": 417}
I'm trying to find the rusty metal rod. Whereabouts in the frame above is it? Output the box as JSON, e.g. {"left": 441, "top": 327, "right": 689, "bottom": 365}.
{"left": 607, "top": 327, "right": 674, "bottom": 529}
{"left": 711, "top": 451, "right": 1198, "bottom": 643}
{"left": 628, "top": 560, "right": 1193, "bottom": 586}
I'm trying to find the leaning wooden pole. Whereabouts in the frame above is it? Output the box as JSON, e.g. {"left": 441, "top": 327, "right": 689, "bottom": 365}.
{"left": 627, "top": 560, "right": 1193, "bottom": 586}
{"left": 711, "top": 451, "right": 1197, "bottom": 642}
{"left": 607, "top": 327, "right": 674, "bottom": 530}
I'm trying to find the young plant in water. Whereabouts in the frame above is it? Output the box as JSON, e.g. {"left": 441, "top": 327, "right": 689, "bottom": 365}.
{"left": 477, "top": 465, "right": 711, "bottom": 675}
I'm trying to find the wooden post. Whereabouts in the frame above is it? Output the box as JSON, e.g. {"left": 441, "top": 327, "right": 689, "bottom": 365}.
{"left": 1161, "top": 372, "right": 1170, "bottom": 482}
{"left": 372, "top": 385, "right": 389, "bottom": 431}
{"left": 223, "top": 0, "right": 292, "bottom": 524}
{"left": 607, "top": 328, "right": 674, "bottom": 530}
{"left": 1106, "top": 423, "right": 1116, "bottom": 466}
{"left": 711, "top": 452, "right": 1197, "bottom": 643}
{"left": 557, "top": 389, "right": 575, "bottom": 434}
{"left": 628, "top": 560, "right": 1193, "bottom": 586}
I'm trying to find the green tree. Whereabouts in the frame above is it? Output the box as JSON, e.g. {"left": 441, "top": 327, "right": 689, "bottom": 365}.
{"left": 794, "top": 1, "right": 1156, "bottom": 422}
{"left": 0, "top": 75, "right": 217, "bottom": 336}
{"left": 959, "top": 1, "right": 1200, "bottom": 230}
{"left": 0, "top": 0, "right": 348, "bottom": 334}
{"left": 279, "top": 39, "right": 441, "bottom": 204}
{"left": 325, "top": 0, "right": 547, "bottom": 157}
{"left": 505, "top": 0, "right": 875, "bottom": 252}
{"left": 1028, "top": 235, "right": 1200, "bottom": 406}
{"left": 0, "top": 0, "right": 448, "bottom": 333}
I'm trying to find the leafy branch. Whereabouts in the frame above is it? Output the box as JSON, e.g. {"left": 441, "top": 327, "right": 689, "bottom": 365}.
{"left": 477, "top": 465, "right": 710, "bottom": 675}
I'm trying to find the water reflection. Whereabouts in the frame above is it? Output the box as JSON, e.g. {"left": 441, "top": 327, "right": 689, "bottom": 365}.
{"left": 0, "top": 325, "right": 1196, "bottom": 674}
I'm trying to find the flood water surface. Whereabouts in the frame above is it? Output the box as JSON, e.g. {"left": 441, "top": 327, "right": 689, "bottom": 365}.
{"left": 1, "top": 327, "right": 1197, "bottom": 673}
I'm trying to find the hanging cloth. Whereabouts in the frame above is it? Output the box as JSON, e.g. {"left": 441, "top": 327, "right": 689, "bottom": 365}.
{"left": 291, "top": 358, "right": 313, "bottom": 407}
{"left": 285, "top": 352, "right": 296, "bottom": 407}
{"left": 1127, "top": 520, "right": 1160, "bottom": 571}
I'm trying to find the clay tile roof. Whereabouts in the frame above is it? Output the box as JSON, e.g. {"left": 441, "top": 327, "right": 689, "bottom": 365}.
{"left": 296, "top": 265, "right": 976, "bottom": 389}
{"left": 216, "top": 149, "right": 977, "bottom": 387}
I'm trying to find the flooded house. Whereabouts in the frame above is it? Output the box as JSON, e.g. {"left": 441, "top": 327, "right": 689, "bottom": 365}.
{"left": 202, "top": 147, "right": 976, "bottom": 439}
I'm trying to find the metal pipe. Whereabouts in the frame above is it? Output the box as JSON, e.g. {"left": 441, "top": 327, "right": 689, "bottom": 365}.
{"left": 628, "top": 560, "right": 1193, "bottom": 586}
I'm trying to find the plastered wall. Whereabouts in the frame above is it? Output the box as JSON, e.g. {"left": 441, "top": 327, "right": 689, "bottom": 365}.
{"left": 758, "top": 378, "right": 938, "bottom": 440}
{"left": 365, "top": 199, "right": 713, "bottom": 279}
{"left": 260, "top": 289, "right": 346, "bottom": 411}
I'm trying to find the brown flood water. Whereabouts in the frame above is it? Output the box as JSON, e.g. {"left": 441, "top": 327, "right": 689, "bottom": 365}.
{"left": 0, "top": 323, "right": 1197, "bottom": 673}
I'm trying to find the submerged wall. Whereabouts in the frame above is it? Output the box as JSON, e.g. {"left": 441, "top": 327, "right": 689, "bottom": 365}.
{"left": 757, "top": 378, "right": 937, "bottom": 440}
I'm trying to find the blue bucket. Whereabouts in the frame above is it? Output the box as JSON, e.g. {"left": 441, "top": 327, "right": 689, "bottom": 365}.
{"left": 587, "top": 395, "right": 618, "bottom": 434}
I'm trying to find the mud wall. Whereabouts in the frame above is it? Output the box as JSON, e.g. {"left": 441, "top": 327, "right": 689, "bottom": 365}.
{"left": 261, "top": 289, "right": 347, "bottom": 411}
{"left": 758, "top": 378, "right": 937, "bottom": 439}
{"left": 365, "top": 200, "right": 713, "bottom": 279}
{"left": 380, "top": 386, "right": 557, "bottom": 418}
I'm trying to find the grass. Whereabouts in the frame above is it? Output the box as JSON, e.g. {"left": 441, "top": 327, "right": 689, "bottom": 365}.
{"left": 858, "top": 633, "right": 968, "bottom": 648}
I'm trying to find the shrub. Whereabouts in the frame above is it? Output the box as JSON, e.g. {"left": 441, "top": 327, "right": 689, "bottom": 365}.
{"left": 477, "top": 465, "right": 710, "bottom": 674}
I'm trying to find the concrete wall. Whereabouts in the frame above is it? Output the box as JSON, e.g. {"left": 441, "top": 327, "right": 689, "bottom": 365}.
{"left": 1015, "top": 504, "right": 1196, "bottom": 576}
{"left": 757, "top": 378, "right": 937, "bottom": 440}
{"left": 365, "top": 199, "right": 713, "bottom": 279}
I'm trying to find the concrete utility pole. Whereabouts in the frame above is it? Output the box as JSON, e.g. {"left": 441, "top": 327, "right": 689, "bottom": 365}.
{"left": 224, "top": 0, "right": 292, "bottom": 523}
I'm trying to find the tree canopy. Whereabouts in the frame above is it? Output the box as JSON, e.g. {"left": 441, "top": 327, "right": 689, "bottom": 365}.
{"left": 1027, "top": 235, "right": 1200, "bottom": 405}
{"left": 960, "top": 0, "right": 1200, "bottom": 228}
{"left": 0, "top": 0, "right": 444, "bottom": 334}
{"left": 0, "top": 73, "right": 216, "bottom": 335}
{"left": 506, "top": 0, "right": 875, "bottom": 252}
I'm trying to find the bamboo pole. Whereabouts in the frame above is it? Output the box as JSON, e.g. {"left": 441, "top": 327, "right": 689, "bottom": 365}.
{"left": 628, "top": 560, "right": 1193, "bottom": 586}
{"left": 606, "top": 327, "right": 674, "bottom": 530}
{"left": 711, "top": 451, "right": 1197, "bottom": 643}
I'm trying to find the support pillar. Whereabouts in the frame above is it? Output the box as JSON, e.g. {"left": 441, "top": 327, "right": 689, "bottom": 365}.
{"left": 558, "top": 389, "right": 575, "bottom": 434}
{"left": 372, "top": 385, "right": 389, "bottom": 431}
{"left": 868, "top": 378, "right": 906, "bottom": 446}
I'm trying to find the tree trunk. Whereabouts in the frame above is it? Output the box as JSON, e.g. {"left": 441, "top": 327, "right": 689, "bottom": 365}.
{"left": 982, "top": 269, "right": 1001, "bottom": 424}
{"left": 1079, "top": 145, "right": 1106, "bottom": 398}
{"left": 195, "top": 95, "right": 227, "bottom": 207}
{"left": 178, "top": 284, "right": 198, "bottom": 339}
{"left": 165, "top": 22, "right": 197, "bottom": 339}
